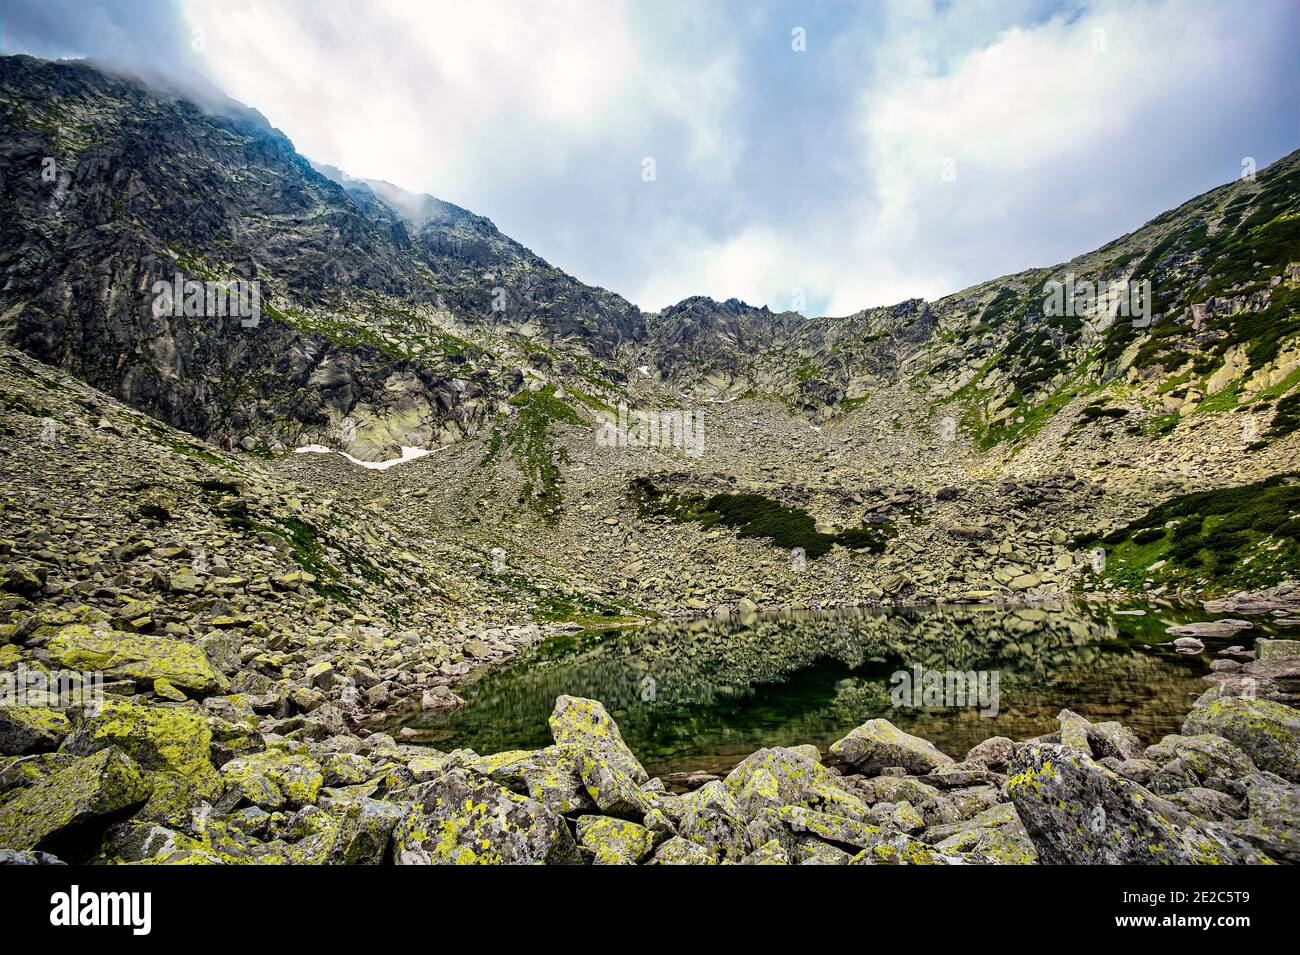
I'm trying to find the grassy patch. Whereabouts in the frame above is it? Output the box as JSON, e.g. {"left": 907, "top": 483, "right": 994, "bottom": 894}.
{"left": 219, "top": 509, "right": 381, "bottom": 604}
{"left": 491, "top": 567, "right": 641, "bottom": 625}
{"left": 174, "top": 445, "right": 236, "bottom": 470}
{"left": 500, "top": 385, "right": 583, "bottom": 521}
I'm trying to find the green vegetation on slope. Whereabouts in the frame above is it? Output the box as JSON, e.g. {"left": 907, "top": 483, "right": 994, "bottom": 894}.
{"left": 1073, "top": 473, "right": 1300, "bottom": 593}
{"left": 631, "top": 478, "right": 894, "bottom": 559}
{"left": 488, "top": 385, "right": 584, "bottom": 521}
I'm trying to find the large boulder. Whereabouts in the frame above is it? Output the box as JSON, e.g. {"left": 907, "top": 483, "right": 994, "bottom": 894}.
{"left": 460, "top": 747, "right": 592, "bottom": 813}
{"left": 1182, "top": 696, "right": 1300, "bottom": 782}
{"left": 750, "top": 804, "right": 885, "bottom": 853}
{"left": 576, "top": 815, "right": 656, "bottom": 864}
{"left": 0, "top": 747, "right": 151, "bottom": 853}
{"left": 61, "top": 698, "right": 222, "bottom": 825}
{"left": 915, "top": 785, "right": 1002, "bottom": 828}
{"left": 1166, "top": 787, "right": 1244, "bottom": 822}
{"left": 965, "top": 737, "right": 1015, "bottom": 772}
{"left": 47, "top": 625, "right": 226, "bottom": 697}
{"left": 94, "top": 822, "right": 210, "bottom": 864}
{"left": 1143, "top": 733, "right": 1257, "bottom": 793}
{"left": 849, "top": 833, "right": 958, "bottom": 865}
{"left": 0, "top": 705, "right": 70, "bottom": 755}
{"left": 1006, "top": 743, "right": 1269, "bottom": 864}
{"left": 724, "top": 747, "right": 843, "bottom": 809}
{"left": 0, "top": 752, "right": 78, "bottom": 796}
{"left": 548, "top": 695, "right": 647, "bottom": 783}
{"left": 1222, "top": 772, "right": 1300, "bottom": 863}
{"left": 573, "top": 748, "right": 650, "bottom": 818}
{"left": 741, "top": 839, "right": 791, "bottom": 865}
{"left": 280, "top": 798, "right": 406, "bottom": 865}
{"left": 1057, "top": 709, "right": 1092, "bottom": 754}
{"left": 648, "top": 835, "right": 717, "bottom": 865}
{"left": 392, "top": 768, "right": 580, "bottom": 865}
{"left": 676, "top": 780, "right": 752, "bottom": 860}
{"left": 220, "top": 748, "right": 324, "bottom": 811}
{"left": 830, "top": 719, "right": 955, "bottom": 775}
{"left": 1086, "top": 721, "right": 1145, "bottom": 761}
{"left": 928, "top": 802, "right": 1038, "bottom": 864}
{"left": 546, "top": 696, "right": 650, "bottom": 817}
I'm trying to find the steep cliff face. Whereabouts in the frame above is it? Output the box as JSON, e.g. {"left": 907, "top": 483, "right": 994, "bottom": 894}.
{"left": 1, "top": 54, "right": 1298, "bottom": 482}
{"left": 0, "top": 56, "right": 644, "bottom": 458}
{"left": 640, "top": 153, "right": 1300, "bottom": 435}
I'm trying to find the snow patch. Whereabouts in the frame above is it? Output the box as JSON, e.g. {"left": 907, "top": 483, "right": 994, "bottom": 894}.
{"left": 293, "top": 444, "right": 440, "bottom": 470}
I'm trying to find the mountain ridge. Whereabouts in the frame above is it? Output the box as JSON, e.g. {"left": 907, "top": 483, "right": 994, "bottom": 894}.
{"left": 2, "top": 52, "right": 1299, "bottom": 614}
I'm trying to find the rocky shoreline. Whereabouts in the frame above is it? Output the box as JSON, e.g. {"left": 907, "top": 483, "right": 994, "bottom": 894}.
{"left": 1, "top": 614, "right": 1296, "bottom": 863}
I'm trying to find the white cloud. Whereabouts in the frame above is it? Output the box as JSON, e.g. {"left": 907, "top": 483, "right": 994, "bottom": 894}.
{"left": 628, "top": 0, "right": 1297, "bottom": 315}
{"left": 181, "top": 0, "right": 740, "bottom": 204}
{"left": 173, "top": 0, "right": 1294, "bottom": 317}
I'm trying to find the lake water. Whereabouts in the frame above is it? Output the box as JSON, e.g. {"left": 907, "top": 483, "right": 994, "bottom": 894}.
{"left": 399, "top": 602, "right": 1243, "bottom": 776}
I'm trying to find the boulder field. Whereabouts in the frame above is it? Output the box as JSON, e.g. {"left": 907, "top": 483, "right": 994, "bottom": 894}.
{"left": 2, "top": 651, "right": 1298, "bottom": 864}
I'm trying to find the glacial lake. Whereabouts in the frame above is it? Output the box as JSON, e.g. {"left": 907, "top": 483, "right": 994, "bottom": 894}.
{"left": 399, "top": 602, "right": 1253, "bottom": 777}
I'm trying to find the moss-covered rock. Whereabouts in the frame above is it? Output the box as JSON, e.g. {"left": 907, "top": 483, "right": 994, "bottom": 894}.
{"left": 0, "top": 751, "right": 78, "bottom": 796}
{"left": 576, "top": 815, "right": 656, "bottom": 864}
{"left": 740, "top": 838, "right": 791, "bottom": 864}
{"left": 574, "top": 748, "right": 650, "bottom": 819}
{"left": 0, "top": 705, "right": 71, "bottom": 755}
{"left": 465, "top": 745, "right": 596, "bottom": 815}
{"left": 392, "top": 768, "right": 580, "bottom": 865}
{"left": 1007, "top": 742, "right": 1271, "bottom": 864}
{"left": 1182, "top": 696, "right": 1300, "bottom": 782}
{"left": 793, "top": 838, "right": 853, "bottom": 864}
{"left": 675, "top": 780, "right": 752, "bottom": 860}
{"left": 926, "top": 802, "right": 1037, "bottom": 862}
{"left": 1222, "top": 771, "right": 1300, "bottom": 863}
{"left": 723, "top": 746, "right": 837, "bottom": 811}
{"left": 1144, "top": 733, "right": 1258, "bottom": 793}
{"left": 0, "top": 747, "right": 151, "bottom": 852}
{"left": 548, "top": 695, "right": 648, "bottom": 783}
{"left": 647, "top": 835, "right": 717, "bottom": 865}
{"left": 935, "top": 816, "right": 1039, "bottom": 864}
{"left": 760, "top": 804, "right": 884, "bottom": 852}
{"left": 61, "top": 698, "right": 223, "bottom": 825}
{"left": 829, "top": 718, "right": 955, "bottom": 775}
{"left": 849, "top": 833, "right": 955, "bottom": 865}
{"left": 322, "top": 797, "right": 406, "bottom": 864}
{"left": 276, "top": 798, "right": 405, "bottom": 865}
{"left": 206, "top": 716, "right": 266, "bottom": 766}
{"left": 47, "top": 625, "right": 227, "bottom": 696}
{"left": 94, "top": 821, "right": 209, "bottom": 864}
{"left": 220, "top": 749, "right": 324, "bottom": 811}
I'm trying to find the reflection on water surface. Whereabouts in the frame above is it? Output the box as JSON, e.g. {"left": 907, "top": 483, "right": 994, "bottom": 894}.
{"left": 401, "top": 602, "right": 1238, "bottom": 776}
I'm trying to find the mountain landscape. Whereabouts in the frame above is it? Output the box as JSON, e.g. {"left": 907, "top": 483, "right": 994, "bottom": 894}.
{"left": 1, "top": 54, "right": 1298, "bottom": 868}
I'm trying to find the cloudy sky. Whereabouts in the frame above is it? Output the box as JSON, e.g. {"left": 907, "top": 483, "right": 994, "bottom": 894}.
{"left": 3, "top": 0, "right": 1297, "bottom": 315}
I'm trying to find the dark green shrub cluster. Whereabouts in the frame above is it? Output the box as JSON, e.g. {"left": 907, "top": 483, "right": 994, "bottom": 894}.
{"left": 1084, "top": 473, "right": 1300, "bottom": 574}
{"left": 979, "top": 286, "right": 1022, "bottom": 327}
{"left": 1105, "top": 162, "right": 1300, "bottom": 375}
{"left": 630, "top": 480, "right": 893, "bottom": 559}
{"left": 1267, "top": 392, "right": 1300, "bottom": 439}
{"left": 1081, "top": 404, "right": 1129, "bottom": 420}
{"left": 1131, "top": 527, "right": 1166, "bottom": 545}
